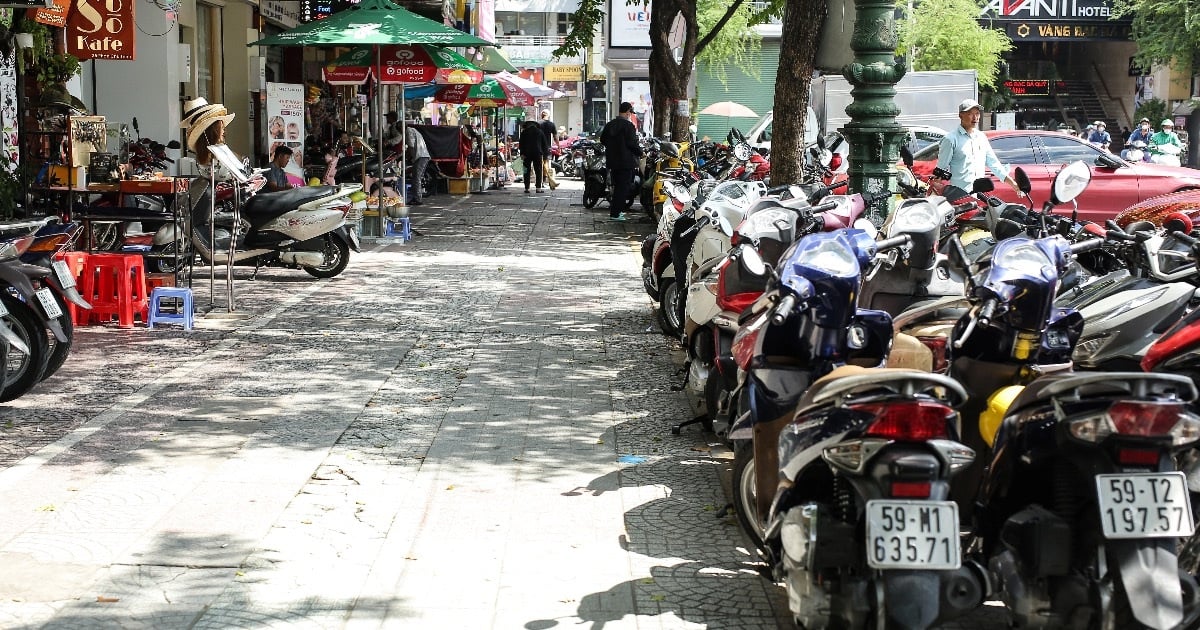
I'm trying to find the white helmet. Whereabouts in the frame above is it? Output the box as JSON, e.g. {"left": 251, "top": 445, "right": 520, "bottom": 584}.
{"left": 1162, "top": 119, "right": 1175, "bottom": 127}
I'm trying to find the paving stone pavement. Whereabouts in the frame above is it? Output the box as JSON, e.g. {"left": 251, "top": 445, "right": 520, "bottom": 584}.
{"left": 0, "top": 178, "right": 1008, "bottom": 629}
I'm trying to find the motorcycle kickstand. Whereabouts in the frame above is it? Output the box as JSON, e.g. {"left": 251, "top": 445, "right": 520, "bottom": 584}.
{"left": 670, "top": 359, "right": 691, "bottom": 392}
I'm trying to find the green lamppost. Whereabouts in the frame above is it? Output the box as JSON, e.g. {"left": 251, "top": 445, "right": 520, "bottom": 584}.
{"left": 842, "top": 0, "right": 907, "bottom": 226}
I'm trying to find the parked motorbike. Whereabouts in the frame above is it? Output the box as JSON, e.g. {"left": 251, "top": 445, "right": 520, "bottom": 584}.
{"left": 581, "top": 142, "right": 641, "bottom": 210}
{"left": 0, "top": 219, "right": 80, "bottom": 401}
{"left": 941, "top": 160, "right": 1200, "bottom": 628}
{"left": 161, "top": 171, "right": 363, "bottom": 279}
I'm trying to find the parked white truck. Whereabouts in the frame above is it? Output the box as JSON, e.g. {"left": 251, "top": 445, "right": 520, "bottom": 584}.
{"left": 746, "top": 69, "right": 979, "bottom": 152}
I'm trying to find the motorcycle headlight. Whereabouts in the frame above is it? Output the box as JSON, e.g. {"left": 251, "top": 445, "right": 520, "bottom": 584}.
{"left": 896, "top": 167, "right": 917, "bottom": 190}
{"left": 998, "top": 240, "right": 1054, "bottom": 277}
{"left": 796, "top": 237, "right": 859, "bottom": 276}
{"left": 889, "top": 199, "right": 942, "bottom": 233}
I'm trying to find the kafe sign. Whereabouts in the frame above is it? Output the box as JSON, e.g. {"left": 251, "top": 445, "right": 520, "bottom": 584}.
{"left": 68, "top": 0, "right": 137, "bottom": 61}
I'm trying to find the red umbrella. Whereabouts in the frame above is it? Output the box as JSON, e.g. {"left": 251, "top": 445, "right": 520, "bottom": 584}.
{"left": 322, "top": 44, "right": 483, "bottom": 86}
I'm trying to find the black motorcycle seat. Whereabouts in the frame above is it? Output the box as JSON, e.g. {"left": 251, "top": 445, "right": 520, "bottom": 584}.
{"left": 244, "top": 187, "right": 337, "bottom": 226}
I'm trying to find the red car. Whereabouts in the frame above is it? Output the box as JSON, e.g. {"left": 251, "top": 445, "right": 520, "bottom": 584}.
{"left": 909, "top": 130, "right": 1200, "bottom": 224}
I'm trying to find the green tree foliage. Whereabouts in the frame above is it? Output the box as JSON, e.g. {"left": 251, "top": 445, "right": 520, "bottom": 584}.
{"left": 896, "top": 0, "right": 1013, "bottom": 89}
{"left": 1112, "top": 0, "right": 1200, "bottom": 69}
{"left": 697, "top": 2, "right": 762, "bottom": 84}
{"left": 1134, "top": 98, "right": 1169, "bottom": 126}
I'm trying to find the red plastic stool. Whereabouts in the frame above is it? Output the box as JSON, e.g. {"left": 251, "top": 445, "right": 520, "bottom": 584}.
{"left": 52, "top": 251, "right": 90, "bottom": 326}
{"left": 81, "top": 253, "right": 147, "bottom": 328}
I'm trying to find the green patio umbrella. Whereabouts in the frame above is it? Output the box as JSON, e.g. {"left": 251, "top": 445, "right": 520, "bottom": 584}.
{"left": 250, "top": 0, "right": 494, "bottom": 227}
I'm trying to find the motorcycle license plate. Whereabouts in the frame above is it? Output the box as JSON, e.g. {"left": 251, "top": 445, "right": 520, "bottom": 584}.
{"left": 865, "top": 500, "right": 960, "bottom": 570}
{"left": 1096, "top": 472, "right": 1195, "bottom": 539}
{"left": 51, "top": 260, "right": 76, "bottom": 289}
{"left": 35, "top": 288, "right": 63, "bottom": 320}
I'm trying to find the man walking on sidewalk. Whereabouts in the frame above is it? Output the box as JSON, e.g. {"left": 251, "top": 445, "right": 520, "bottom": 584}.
{"left": 539, "top": 110, "right": 559, "bottom": 190}
{"left": 600, "top": 102, "right": 642, "bottom": 222}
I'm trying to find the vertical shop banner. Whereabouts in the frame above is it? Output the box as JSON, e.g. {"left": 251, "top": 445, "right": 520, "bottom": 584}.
{"left": 68, "top": 0, "right": 136, "bottom": 60}
{"left": 267, "top": 82, "right": 306, "bottom": 184}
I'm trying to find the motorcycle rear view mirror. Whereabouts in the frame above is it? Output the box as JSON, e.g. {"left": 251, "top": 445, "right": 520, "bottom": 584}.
{"left": 740, "top": 245, "right": 767, "bottom": 277}
{"left": 1049, "top": 161, "right": 1092, "bottom": 207}
{"left": 900, "top": 145, "right": 914, "bottom": 168}
{"left": 132, "top": 117, "right": 139, "bottom": 134}
{"left": 972, "top": 177, "right": 994, "bottom": 194}
{"left": 1013, "top": 167, "right": 1032, "bottom": 195}
{"left": 166, "top": 140, "right": 181, "bottom": 150}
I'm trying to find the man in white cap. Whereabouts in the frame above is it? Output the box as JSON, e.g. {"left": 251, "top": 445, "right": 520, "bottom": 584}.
{"left": 935, "top": 98, "right": 1023, "bottom": 196}
{"left": 1087, "top": 120, "right": 1112, "bottom": 152}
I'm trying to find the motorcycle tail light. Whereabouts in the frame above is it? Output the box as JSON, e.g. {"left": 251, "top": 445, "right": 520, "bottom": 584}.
{"left": 27, "top": 233, "right": 72, "bottom": 253}
{"left": 1069, "top": 402, "right": 1200, "bottom": 446}
{"left": 853, "top": 401, "right": 954, "bottom": 441}
{"left": 890, "top": 481, "right": 931, "bottom": 498}
{"left": 829, "top": 153, "right": 843, "bottom": 172}
{"left": 917, "top": 336, "right": 948, "bottom": 373}
{"left": 1117, "top": 448, "right": 1161, "bottom": 466}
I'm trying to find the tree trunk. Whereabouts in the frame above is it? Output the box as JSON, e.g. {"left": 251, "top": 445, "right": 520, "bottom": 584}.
{"left": 649, "top": 0, "right": 698, "bottom": 142}
{"left": 770, "top": 0, "right": 827, "bottom": 185}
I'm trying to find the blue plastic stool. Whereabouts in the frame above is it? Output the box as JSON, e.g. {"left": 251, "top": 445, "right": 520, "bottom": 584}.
{"left": 385, "top": 216, "right": 411, "bottom": 241}
{"left": 147, "top": 286, "right": 194, "bottom": 330}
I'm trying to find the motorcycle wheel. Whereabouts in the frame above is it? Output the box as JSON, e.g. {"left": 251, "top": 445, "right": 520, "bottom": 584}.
{"left": 41, "top": 288, "right": 73, "bottom": 381}
{"left": 583, "top": 191, "right": 599, "bottom": 209}
{"left": 303, "top": 234, "right": 351, "bottom": 279}
{"left": 0, "top": 292, "right": 50, "bottom": 402}
{"left": 732, "top": 442, "right": 766, "bottom": 553}
{"left": 149, "top": 240, "right": 188, "bottom": 274}
{"left": 92, "top": 223, "right": 119, "bottom": 251}
{"left": 657, "top": 277, "right": 685, "bottom": 338}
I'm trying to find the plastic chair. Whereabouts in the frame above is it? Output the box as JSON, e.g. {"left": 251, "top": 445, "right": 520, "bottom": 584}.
{"left": 384, "top": 216, "right": 411, "bottom": 241}
{"left": 147, "top": 286, "right": 194, "bottom": 330}
{"left": 81, "top": 253, "right": 146, "bottom": 328}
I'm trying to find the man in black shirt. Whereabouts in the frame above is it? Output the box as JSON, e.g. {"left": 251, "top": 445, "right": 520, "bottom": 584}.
{"left": 599, "top": 102, "right": 642, "bottom": 221}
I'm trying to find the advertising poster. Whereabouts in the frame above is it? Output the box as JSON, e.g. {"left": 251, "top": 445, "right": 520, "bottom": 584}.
{"left": 620, "top": 79, "right": 652, "bottom": 134}
{"left": 266, "top": 82, "right": 306, "bottom": 184}
{"left": 609, "top": 0, "right": 651, "bottom": 48}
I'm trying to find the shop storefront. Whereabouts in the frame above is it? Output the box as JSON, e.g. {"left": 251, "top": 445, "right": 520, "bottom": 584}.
{"left": 980, "top": 0, "right": 1138, "bottom": 132}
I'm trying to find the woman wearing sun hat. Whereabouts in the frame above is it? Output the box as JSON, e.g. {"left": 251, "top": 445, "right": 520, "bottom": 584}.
{"left": 179, "top": 97, "right": 236, "bottom": 165}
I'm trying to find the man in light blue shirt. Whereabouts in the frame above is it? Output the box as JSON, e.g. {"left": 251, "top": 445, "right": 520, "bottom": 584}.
{"left": 936, "top": 99, "right": 1024, "bottom": 196}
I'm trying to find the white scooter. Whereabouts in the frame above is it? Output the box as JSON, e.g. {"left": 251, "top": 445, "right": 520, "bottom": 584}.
{"left": 158, "top": 171, "right": 365, "bottom": 279}
{"left": 1150, "top": 142, "right": 1183, "bottom": 166}
{"left": 1122, "top": 139, "right": 1148, "bottom": 162}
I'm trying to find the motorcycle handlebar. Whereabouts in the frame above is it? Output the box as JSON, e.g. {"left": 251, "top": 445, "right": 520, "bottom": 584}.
{"left": 876, "top": 234, "right": 912, "bottom": 251}
{"left": 1069, "top": 237, "right": 1106, "bottom": 254}
{"left": 770, "top": 294, "right": 796, "bottom": 326}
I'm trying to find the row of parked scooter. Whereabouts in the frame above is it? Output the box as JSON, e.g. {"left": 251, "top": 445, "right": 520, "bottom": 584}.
{"left": 640, "top": 145, "right": 1200, "bottom": 628}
